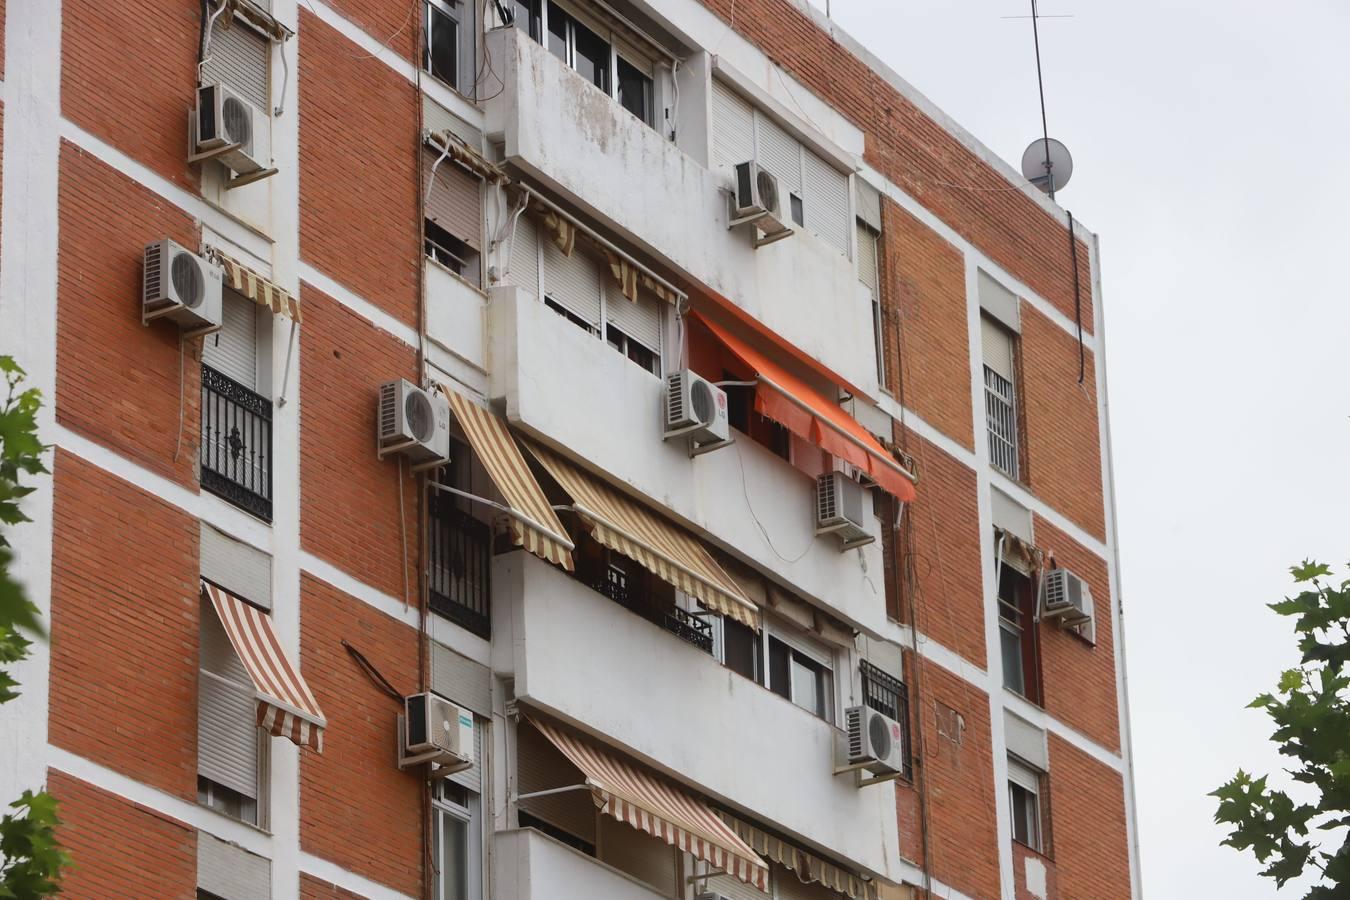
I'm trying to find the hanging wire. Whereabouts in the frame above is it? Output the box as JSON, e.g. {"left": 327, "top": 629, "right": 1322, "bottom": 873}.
{"left": 1068, "top": 210, "right": 1085, "bottom": 383}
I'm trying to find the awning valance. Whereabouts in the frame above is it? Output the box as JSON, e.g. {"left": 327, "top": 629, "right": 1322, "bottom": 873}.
{"left": 528, "top": 717, "right": 770, "bottom": 892}
{"left": 526, "top": 443, "right": 758, "bottom": 629}
{"left": 207, "top": 248, "right": 301, "bottom": 323}
{"left": 719, "top": 813, "right": 882, "bottom": 900}
{"left": 438, "top": 387, "right": 575, "bottom": 571}
{"left": 201, "top": 581, "right": 325, "bottom": 751}
{"left": 692, "top": 314, "right": 916, "bottom": 502}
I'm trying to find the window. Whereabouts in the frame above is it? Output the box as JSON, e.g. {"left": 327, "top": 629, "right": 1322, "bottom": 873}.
{"left": 856, "top": 220, "right": 885, "bottom": 385}
{"left": 426, "top": 220, "right": 481, "bottom": 287}
{"left": 616, "top": 56, "right": 653, "bottom": 125}
{"left": 198, "top": 596, "right": 267, "bottom": 827}
{"left": 997, "top": 561, "right": 1041, "bottom": 705}
{"left": 432, "top": 779, "right": 483, "bottom": 900}
{"left": 511, "top": 0, "right": 542, "bottom": 40}
{"left": 790, "top": 193, "right": 804, "bottom": 227}
{"left": 428, "top": 448, "right": 492, "bottom": 638}
{"left": 201, "top": 292, "right": 272, "bottom": 520}
{"left": 713, "top": 613, "right": 834, "bottom": 722}
{"left": 724, "top": 373, "right": 790, "bottom": 461}
{"left": 1008, "top": 758, "right": 1044, "bottom": 853}
{"left": 547, "top": 2, "right": 609, "bottom": 91}
{"left": 605, "top": 323, "right": 658, "bottom": 375}
{"left": 721, "top": 616, "right": 760, "bottom": 682}
{"left": 424, "top": 0, "right": 475, "bottom": 95}
{"left": 981, "top": 315, "right": 1020, "bottom": 479}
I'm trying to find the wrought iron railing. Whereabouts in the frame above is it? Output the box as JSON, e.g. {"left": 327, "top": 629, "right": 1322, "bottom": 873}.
{"left": 984, "top": 366, "right": 1020, "bottom": 479}
{"left": 200, "top": 365, "right": 272, "bottom": 521}
{"left": 861, "top": 659, "right": 914, "bottom": 781}
{"left": 580, "top": 562, "right": 713, "bottom": 654}
{"left": 428, "top": 496, "right": 492, "bottom": 639}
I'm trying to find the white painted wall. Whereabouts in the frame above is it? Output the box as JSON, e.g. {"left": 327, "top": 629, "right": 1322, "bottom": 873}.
{"left": 498, "top": 552, "right": 904, "bottom": 881}
{"left": 487, "top": 285, "right": 889, "bottom": 638}
{"left": 493, "top": 827, "right": 667, "bottom": 900}
{"left": 482, "top": 27, "right": 879, "bottom": 398}
{"left": 426, "top": 261, "right": 489, "bottom": 374}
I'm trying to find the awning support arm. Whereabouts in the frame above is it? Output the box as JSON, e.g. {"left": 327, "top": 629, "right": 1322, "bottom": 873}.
{"left": 514, "top": 784, "right": 592, "bottom": 802}
{"left": 428, "top": 482, "right": 576, "bottom": 551}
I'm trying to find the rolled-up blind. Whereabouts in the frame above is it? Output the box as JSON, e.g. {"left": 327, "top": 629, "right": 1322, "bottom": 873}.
{"left": 203, "top": 293, "right": 258, "bottom": 390}
{"left": 712, "top": 79, "right": 755, "bottom": 171}
{"left": 423, "top": 147, "right": 483, "bottom": 250}
{"left": 542, "top": 242, "right": 601, "bottom": 331}
{"left": 516, "top": 722, "right": 595, "bottom": 842}
{"left": 605, "top": 283, "right": 663, "bottom": 355}
{"left": 197, "top": 831, "right": 271, "bottom": 899}
{"left": 756, "top": 114, "right": 802, "bottom": 197}
{"left": 981, "top": 316, "right": 1016, "bottom": 382}
{"left": 856, "top": 222, "right": 879, "bottom": 295}
{"left": 511, "top": 216, "right": 540, "bottom": 302}
{"left": 198, "top": 601, "right": 258, "bottom": 798}
{"left": 200, "top": 522, "right": 272, "bottom": 611}
{"left": 803, "top": 150, "right": 850, "bottom": 256}
{"left": 202, "top": 19, "right": 270, "bottom": 112}
{"left": 445, "top": 716, "right": 485, "bottom": 793}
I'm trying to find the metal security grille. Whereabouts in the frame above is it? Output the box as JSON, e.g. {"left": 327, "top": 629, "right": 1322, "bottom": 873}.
{"left": 860, "top": 660, "right": 912, "bottom": 780}
{"left": 201, "top": 365, "right": 273, "bottom": 521}
{"left": 427, "top": 493, "right": 492, "bottom": 638}
{"left": 984, "top": 366, "right": 1020, "bottom": 479}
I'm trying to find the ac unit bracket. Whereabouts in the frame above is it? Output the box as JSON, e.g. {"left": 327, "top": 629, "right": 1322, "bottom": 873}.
{"left": 689, "top": 437, "right": 734, "bottom": 458}
{"left": 187, "top": 141, "right": 244, "bottom": 166}
{"left": 224, "top": 166, "right": 279, "bottom": 190}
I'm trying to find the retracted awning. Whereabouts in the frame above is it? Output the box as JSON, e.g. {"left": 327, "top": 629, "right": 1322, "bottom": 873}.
{"left": 719, "top": 813, "right": 882, "bottom": 900}
{"left": 693, "top": 314, "right": 916, "bottom": 502}
{"left": 528, "top": 717, "right": 770, "bottom": 891}
{"left": 206, "top": 248, "right": 302, "bottom": 323}
{"left": 201, "top": 581, "right": 326, "bottom": 751}
{"left": 439, "top": 387, "right": 575, "bottom": 571}
{"left": 526, "top": 443, "right": 758, "bottom": 629}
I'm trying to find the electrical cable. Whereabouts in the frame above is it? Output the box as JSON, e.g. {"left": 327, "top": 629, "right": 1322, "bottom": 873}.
{"left": 341, "top": 639, "right": 406, "bottom": 703}
{"left": 1029, "top": 0, "right": 1054, "bottom": 200}
{"left": 730, "top": 435, "right": 814, "bottom": 565}
{"left": 1067, "top": 209, "right": 1085, "bottom": 384}
{"left": 173, "top": 335, "right": 186, "bottom": 463}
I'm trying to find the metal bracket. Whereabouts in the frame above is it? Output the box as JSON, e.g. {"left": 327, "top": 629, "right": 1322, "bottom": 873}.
{"left": 689, "top": 436, "right": 734, "bottom": 458}
{"left": 224, "top": 166, "right": 279, "bottom": 190}
{"left": 187, "top": 140, "right": 243, "bottom": 166}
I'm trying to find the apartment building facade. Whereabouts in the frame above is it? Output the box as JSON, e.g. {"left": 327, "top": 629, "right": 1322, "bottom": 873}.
{"left": 0, "top": 0, "right": 1138, "bottom": 897}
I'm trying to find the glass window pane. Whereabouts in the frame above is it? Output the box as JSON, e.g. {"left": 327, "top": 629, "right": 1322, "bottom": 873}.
{"left": 790, "top": 656, "right": 822, "bottom": 716}
{"left": 571, "top": 20, "right": 610, "bottom": 91}
{"left": 723, "top": 618, "right": 759, "bottom": 682}
{"left": 617, "top": 56, "right": 652, "bottom": 124}
{"left": 546, "top": 2, "right": 568, "bottom": 61}
{"left": 768, "top": 637, "right": 791, "bottom": 700}
{"left": 790, "top": 194, "right": 804, "bottom": 226}
{"left": 428, "top": 5, "right": 459, "bottom": 88}
{"left": 1000, "top": 623, "right": 1024, "bottom": 695}
{"left": 438, "top": 811, "right": 469, "bottom": 900}
{"left": 513, "top": 0, "right": 541, "bottom": 40}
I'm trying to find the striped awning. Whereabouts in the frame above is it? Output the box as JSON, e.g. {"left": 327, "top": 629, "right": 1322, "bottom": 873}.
{"left": 439, "top": 387, "right": 574, "bottom": 570}
{"left": 208, "top": 249, "right": 301, "bottom": 323}
{"left": 201, "top": 581, "right": 326, "bottom": 752}
{"left": 525, "top": 443, "right": 758, "bottom": 629}
{"left": 529, "top": 717, "right": 769, "bottom": 892}
{"left": 719, "top": 813, "right": 882, "bottom": 900}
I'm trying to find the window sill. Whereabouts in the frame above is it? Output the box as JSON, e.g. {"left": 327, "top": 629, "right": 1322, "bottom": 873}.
{"left": 426, "top": 255, "right": 487, "bottom": 298}
{"left": 1012, "top": 838, "right": 1053, "bottom": 863}
{"left": 197, "top": 800, "right": 272, "bottom": 837}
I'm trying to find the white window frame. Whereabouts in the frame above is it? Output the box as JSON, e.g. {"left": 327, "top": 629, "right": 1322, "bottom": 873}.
{"left": 856, "top": 218, "right": 884, "bottom": 386}
{"left": 708, "top": 609, "right": 837, "bottom": 724}
{"left": 535, "top": 0, "right": 661, "bottom": 130}
{"left": 1007, "top": 758, "right": 1044, "bottom": 853}
{"left": 425, "top": 0, "right": 476, "bottom": 97}
{"left": 432, "top": 779, "right": 485, "bottom": 900}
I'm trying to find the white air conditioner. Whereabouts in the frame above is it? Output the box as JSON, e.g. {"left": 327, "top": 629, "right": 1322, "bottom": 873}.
{"left": 730, "top": 160, "right": 792, "bottom": 246}
{"left": 843, "top": 705, "right": 906, "bottom": 778}
{"left": 816, "top": 472, "right": 875, "bottom": 549}
{"left": 664, "top": 370, "right": 730, "bottom": 451}
{"left": 194, "top": 83, "right": 271, "bottom": 175}
{"left": 399, "top": 692, "right": 474, "bottom": 774}
{"left": 377, "top": 379, "right": 450, "bottom": 465}
{"left": 142, "top": 239, "right": 223, "bottom": 336}
{"left": 1040, "top": 567, "right": 1093, "bottom": 629}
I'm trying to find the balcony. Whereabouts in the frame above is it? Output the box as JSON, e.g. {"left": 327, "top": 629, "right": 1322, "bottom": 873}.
{"left": 428, "top": 494, "right": 492, "bottom": 638}
{"left": 482, "top": 26, "right": 879, "bottom": 397}
{"left": 425, "top": 258, "right": 489, "bottom": 377}
{"left": 200, "top": 365, "right": 272, "bottom": 521}
{"left": 492, "top": 828, "right": 667, "bottom": 900}
{"left": 487, "top": 285, "right": 889, "bottom": 639}
{"left": 491, "top": 551, "right": 904, "bottom": 881}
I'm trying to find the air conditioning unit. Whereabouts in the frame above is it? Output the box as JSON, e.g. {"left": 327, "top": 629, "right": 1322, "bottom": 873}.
{"left": 664, "top": 370, "right": 730, "bottom": 451}
{"left": 377, "top": 379, "right": 451, "bottom": 465}
{"left": 843, "top": 705, "right": 907, "bottom": 778}
{"left": 816, "top": 472, "right": 875, "bottom": 549}
{"left": 142, "top": 239, "right": 223, "bottom": 336}
{"left": 1040, "top": 567, "right": 1093, "bottom": 628}
{"left": 730, "top": 161, "right": 792, "bottom": 246}
{"left": 194, "top": 83, "right": 271, "bottom": 176}
{"left": 400, "top": 692, "right": 474, "bottom": 774}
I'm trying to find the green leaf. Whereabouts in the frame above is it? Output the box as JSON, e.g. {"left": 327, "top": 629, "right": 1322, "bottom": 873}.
{"left": 1292, "top": 560, "right": 1334, "bottom": 582}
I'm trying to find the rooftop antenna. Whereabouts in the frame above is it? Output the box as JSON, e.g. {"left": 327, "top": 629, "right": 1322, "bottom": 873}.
{"left": 1017, "top": 0, "right": 1073, "bottom": 198}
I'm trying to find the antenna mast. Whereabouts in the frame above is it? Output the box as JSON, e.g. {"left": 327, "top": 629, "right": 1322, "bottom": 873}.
{"left": 1030, "top": 0, "right": 1054, "bottom": 199}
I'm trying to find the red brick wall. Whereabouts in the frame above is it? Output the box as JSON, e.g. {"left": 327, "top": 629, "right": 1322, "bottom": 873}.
{"left": 57, "top": 141, "right": 203, "bottom": 488}
{"left": 301, "top": 873, "right": 370, "bottom": 899}
{"left": 320, "top": 0, "right": 417, "bottom": 60}
{"left": 298, "top": 284, "right": 419, "bottom": 599}
{"left": 49, "top": 770, "right": 196, "bottom": 899}
{"left": 698, "top": 0, "right": 1093, "bottom": 330}
{"left": 1012, "top": 841, "right": 1058, "bottom": 900}
{"left": 62, "top": 0, "right": 199, "bottom": 190}
{"left": 299, "top": 10, "right": 420, "bottom": 326}
{"left": 1046, "top": 735, "right": 1131, "bottom": 900}
{"left": 884, "top": 199, "right": 972, "bottom": 451}
{"left": 1035, "top": 516, "right": 1119, "bottom": 753}
{"left": 300, "top": 574, "right": 424, "bottom": 896}
{"left": 1020, "top": 304, "right": 1104, "bottom": 539}
{"left": 49, "top": 451, "right": 200, "bottom": 799}
{"left": 898, "top": 429, "right": 985, "bottom": 668}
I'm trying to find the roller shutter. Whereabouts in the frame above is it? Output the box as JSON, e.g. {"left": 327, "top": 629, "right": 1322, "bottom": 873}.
{"left": 856, "top": 222, "right": 879, "bottom": 295}
{"left": 981, "top": 316, "right": 1016, "bottom": 381}
{"left": 202, "top": 19, "right": 270, "bottom": 112}
{"left": 803, "top": 150, "right": 850, "bottom": 256}
{"left": 516, "top": 722, "right": 596, "bottom": 843}
{"left": 605, "top": 282, "right": 663, "bottom": 355}
{"left": 542, "top": 242, "right": 602, "bottom": 331}
{"left": 712, "top": 79, "right": 755, "bottom": 170}
{"left": 198, "top": 607, "right": 258, "bottom": 799}
{"left": 203, "top": 293, "right": 258, "bottom": 390}
{"left": 200, "top": 522, "right": 272, "bottom": 611}
{"left": 198, "top": 831, "right": 271, "bottom": 899}
{"left": 423, "top": 147, "right": 483, "bottom": 250}
{"left": 445, "top": 716, "right": 485, "bottom": 793}
{"left": 511, "top": 216, "right": 540, "bottom": 302}
{"left": 599, "top": 815, "right": 679, "bottom": 895}
{"left": 756, "top": 114, "right": 802, "bottom": 197}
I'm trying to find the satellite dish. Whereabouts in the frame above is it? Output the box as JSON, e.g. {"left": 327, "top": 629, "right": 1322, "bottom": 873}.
{"left": 1021, "top": 137, "right": 1073, "bottom": 196}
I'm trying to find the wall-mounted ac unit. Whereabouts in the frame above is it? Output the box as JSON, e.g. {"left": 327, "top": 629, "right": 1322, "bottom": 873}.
{"left": 195, "top": 83, "right": 271, "bottom": 176}
{"left": 142, "top": 239, "right": 223, "bottom": 336}
{"left": 729, "top": 161, "right": 792, "bottom": 247}
{"left": 664, "top": 370, "right": 730, "bottom": 453}
{"left": 1040, "top": 568, "right": 1093, "bottom": 629}
{"left": 843, "top": 705, "right": 906, "bottom": 778}
{"left": 377, "top": 379, "right": 450, "bottom": 465}
{"left": 399, "top": 692, "right": 474, "bottom": 775}
{"left": 816, "top": 472, "right": 875, "bottom": 549}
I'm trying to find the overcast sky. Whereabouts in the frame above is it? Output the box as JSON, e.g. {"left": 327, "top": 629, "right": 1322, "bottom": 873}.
{"left": 804, "top": 0, "right": 1350, "bottom": 896}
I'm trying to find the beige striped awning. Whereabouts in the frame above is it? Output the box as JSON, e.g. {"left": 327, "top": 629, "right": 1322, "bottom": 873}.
{"left": 526, "top": 443, "right": 758, "bottom": 629}
{"left": 201, "top": 581, "right": 326, "bottom": 752}
{"left": 529, "top": 717, "right": 770, "bottom": 892}
{"left": 209, "top": 249, "right": 301, "bottom": 323}
{"left": 440, "top": 387, "right": 574, "bottom": 570}
{"left": 719, "top": 813, "right": 882, "bottom": 900}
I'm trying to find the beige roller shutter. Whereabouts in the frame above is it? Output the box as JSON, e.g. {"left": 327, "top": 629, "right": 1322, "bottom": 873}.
{"left": 981, "top": 316, "right": 1016, "bottom": 382}
{"left": 200, "top": 522, "right": 272, "bottom": 611}
{"left": 423, "top": 95, "right": 483, "bottom": 149}
{"left": 423, "top": 147, "right": 483, "bottom": 250}
{"left": 856, "top": 222, "right": 879, "bottom": 295}
{"left": 511, "top": 216, "right": 540, "bottom": 301}
{"left": 445, "top": 716, "right": 485, "bottom": 794}
{"left": 803, "top": 150, "right": 850, "bottom": 256}
{"left": 605, "top": 282, "right": 663, "bottom": 356}
{"left": 198, "top": 831, "right": 271, "bottom": 899}
{"left": 431, "top": 643, "right": 491, "bottom": 718}
{"left": 703, "top": 870, "right": 772, "bottom": 900}
{"left": 599, "top": 815, "right": 679, "bottom": 895}
{"left": 756, "top": 113, "right": 802, "bottom": 197}
{"left": 712, "top": 79, "right": 755, "bottom": 170}
{"left": 542, "top": 242, "right": 602, "bottom": 331}
{"left": 516, "top": 722, "right": 596, "bottom": 843}
{"left": 198, "top": 606, "right": 258, "bottom": 799}
{"left": 203, "top": 293, "right": 258, "bottom": 391}
{"left": 855, "top": 179, "right": 882, "bottom": 231}
{"left": 202, "top": 19, "right": 270, "bottom": 112}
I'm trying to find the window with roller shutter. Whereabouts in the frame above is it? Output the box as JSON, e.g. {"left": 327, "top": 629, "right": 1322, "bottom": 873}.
{"left": 201, "top": 17, "right": 271, "bottom": 112}
{"left": 981, "top": 315, "right": 1021, "bottom": 479}
{"left": 197, "top": 597, "right": 267, "bottom": 827}
{"left": 423, "top": 146, "right": 483, "bottom": 286}
{"left": 542, "top": 241, "right": 603, "bottom": 334}
{"left": 202, "top": 293, "right": 258, "bottom": 391}
{"left": 515, "top": 721, "right": 596, "bottom": 847}
{"left": 856, "top": 220, "right": 884, "bottom": 386}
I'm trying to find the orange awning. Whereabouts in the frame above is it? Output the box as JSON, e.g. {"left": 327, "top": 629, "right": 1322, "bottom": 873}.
{"left": 693, "top": 315, "right": 916, "bottom": 502}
